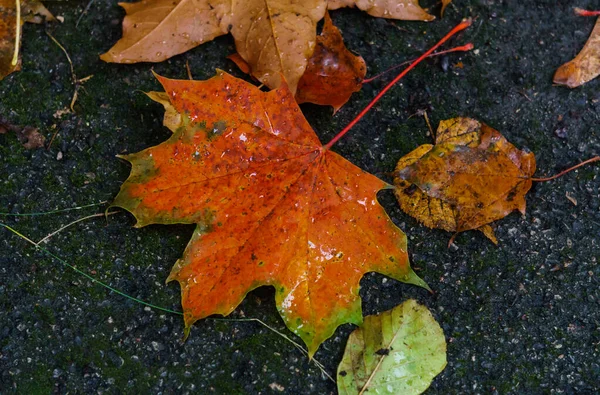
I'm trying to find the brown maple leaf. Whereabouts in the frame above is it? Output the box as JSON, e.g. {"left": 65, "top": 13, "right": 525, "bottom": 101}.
{"left": 393, "top": 117, "right": 536, "bottom": 244}
{"left": 554, "top": 10, "right": 600, "bottom": 88}
{"left": 0, "top": 0, "right": 54, "bottom": 80}
{"left": 112, "top": 71, "right": 429, "bottom": 356}
{"left": 295, "top": 12, "right": 367, "bottom": 111}
{"left": 229, "top": 12, "right": 367, "bottom": 111}
{"left": 100, "top": 0, "right": 433, "bottom": 93}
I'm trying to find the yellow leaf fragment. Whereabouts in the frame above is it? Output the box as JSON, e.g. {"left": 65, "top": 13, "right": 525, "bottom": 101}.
{"left": 145, "top": 91, "right": 183, "bottom": 133}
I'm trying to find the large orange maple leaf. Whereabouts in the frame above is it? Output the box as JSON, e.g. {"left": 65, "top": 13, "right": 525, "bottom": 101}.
{"left": 111, "top": 71, "right": 428, "bottom": 356}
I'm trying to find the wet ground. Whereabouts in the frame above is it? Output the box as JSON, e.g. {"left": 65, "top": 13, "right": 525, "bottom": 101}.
{"left": 1, "top": 0, "right": 599, "bottom": 393}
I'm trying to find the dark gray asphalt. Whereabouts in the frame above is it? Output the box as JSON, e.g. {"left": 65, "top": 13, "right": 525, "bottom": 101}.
{"left": 1, "top": 0, "right": 599, "bottom": 393}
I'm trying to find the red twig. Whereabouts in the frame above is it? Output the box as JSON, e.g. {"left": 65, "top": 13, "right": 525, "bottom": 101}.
{"left": 362, "top": 43, "right": 474, "bottom": 84}
{"left": 530, "top": 156, "right": 600, "bottom": 182}
{"left": 574, "top": 7, "right": 600, "bottom": 17}
{"left": 323, "top": 19, "right": 472, "bottom": 151}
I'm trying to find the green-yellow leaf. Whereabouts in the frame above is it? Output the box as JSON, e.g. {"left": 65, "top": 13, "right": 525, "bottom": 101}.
{"left": 337, "top": 299, "right": 446, "bottom": 395}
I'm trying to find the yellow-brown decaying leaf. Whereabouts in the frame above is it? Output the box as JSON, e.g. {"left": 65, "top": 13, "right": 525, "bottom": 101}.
{"left": 393, "top": 118, "right": 536, "bottom": 243}
{"left": 0, "top": 0, "right": 54, "bottom": 80}
{"left": 101, "top": 0, "right": 327, "bottom": 94}
{"left": 327, "top": 0, "right": 434, "bottom": 21}
{"left": 554, "top": 17, "right": 600, "bottom": 88}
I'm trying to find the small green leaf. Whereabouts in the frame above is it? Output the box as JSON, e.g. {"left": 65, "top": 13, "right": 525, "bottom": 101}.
{"left": 337, "top": 299, "right": 447, "bottom": 395}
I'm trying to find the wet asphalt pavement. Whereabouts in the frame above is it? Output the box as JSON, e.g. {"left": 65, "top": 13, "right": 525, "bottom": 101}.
{"left": 1, "top": 0, "right": 600, "bottom": 393}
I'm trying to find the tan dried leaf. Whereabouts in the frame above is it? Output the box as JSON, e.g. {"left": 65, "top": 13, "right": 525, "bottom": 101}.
{"left": 554, "top": 17, "right": 600, "bottom": 88}
{"left": 102, "top": 0, "right": 436, "bottom": 92}
{"left": 327, "top": 0, "right": 434, "bottom": 21}
{"left": 101, "top": 0, "right": 327, "bottom": 94}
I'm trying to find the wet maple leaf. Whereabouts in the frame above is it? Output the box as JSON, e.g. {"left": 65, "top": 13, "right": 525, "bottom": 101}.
{"left": 0, "top": 0, "right": 54, "bottom": 80}
{"left": 112, "top": 70, "right": 428, "bottom": 356}
{"left": 393, "top": 117, "right": 536, "bottom": 244}
{"left": 328, "top": 0, "right": 434, "bottom": 21}
{"left": 295, "top": 12, "right": 367, "bottom": 111}
{"left": 230, "top": 12, "right": 367, "bottom": 111}
{"left": 337, "top": 299, "right": 446, "bottom": 395}
{"left": 554, "top": 13, "right": 600, "bottom": 88}
{"left": 100, "top": 0, "right": 433, "bottom": 93}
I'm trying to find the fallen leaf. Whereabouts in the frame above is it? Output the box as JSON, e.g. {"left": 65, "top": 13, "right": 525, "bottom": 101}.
{"left": 0, "top": 118, "right": 45, "bottom": 149}
{"left": 101, "top": 0, "right": 434, "bottom": 93}
{"left": 230, "top": 12, "right": 367, "bottom": 110}
{"left": 295, "top": 12, "right": 367, "bottom": 111}
{"left": 0, "top": 0, "right": 54, "bottom": 80}
{"left": 337, "top": 299, "right": 447, "bottom": 395}
{"left": 328, "top": 0, "right": 434, "bottom": 21}
{"left": 112, "top": 71, "right": 428, "bottom": 356}
{"left": 101, "top": 0, "right": 326, "bottom": 93}
{"left": 21, "top": 0, "right": 53, "bottom": 23}
{"left": 554, "top": 16, "right": 600, "bottom": 88}
{"left": 393, "top": 117, "right": 536, "bottom": 244}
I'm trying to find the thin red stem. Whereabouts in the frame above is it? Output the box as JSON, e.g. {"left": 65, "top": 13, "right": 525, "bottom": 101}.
{"left": 362, "top": 43, "right": 474, "bottom": 84}
{"left": 530, "top": 157, "right": 600, "bottom": 182}
{"left": 323, "top": 19, "right": 472, "bottom": 151}
{"left": 575, "top": 8, "right": 600, "bottom": 16}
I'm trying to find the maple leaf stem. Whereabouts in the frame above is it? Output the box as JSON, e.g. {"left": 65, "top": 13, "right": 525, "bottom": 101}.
{"left": 530, "top": 156, "right": 600, "bottom": 182}
{"left": 362, "top": 43, "right": 474, "bottom": 84}
{"left": 323, "top": 19, "right": 472, "bottom": 151}
{"left": 11, "top": 0, "right": 21, "bottom": 66}
{"left": 574, "top": 8, "right": 600, "bottom": 17}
